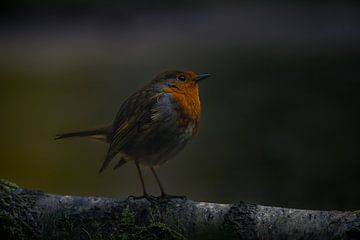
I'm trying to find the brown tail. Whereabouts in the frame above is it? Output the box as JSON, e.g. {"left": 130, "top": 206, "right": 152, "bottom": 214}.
{"left": 55, "top": 126, "right": 111, "bottom": 143}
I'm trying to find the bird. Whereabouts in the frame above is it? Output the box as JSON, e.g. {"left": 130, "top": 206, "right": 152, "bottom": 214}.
{"left": 55, "top": 70, "right": 210, "bottom": 199}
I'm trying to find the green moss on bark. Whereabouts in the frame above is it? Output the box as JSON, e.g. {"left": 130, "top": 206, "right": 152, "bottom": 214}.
{"left": 114, "top": 206, "right": 186, "bottom": 240}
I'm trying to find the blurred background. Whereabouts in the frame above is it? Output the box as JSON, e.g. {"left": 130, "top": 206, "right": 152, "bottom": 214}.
{"left": 0, "top": 1, "right": 359, "bottom": 211}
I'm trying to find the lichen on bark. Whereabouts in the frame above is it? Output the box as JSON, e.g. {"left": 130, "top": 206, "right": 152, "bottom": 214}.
{"left": 0, "top": 180, "right": 39, "bottom": 239}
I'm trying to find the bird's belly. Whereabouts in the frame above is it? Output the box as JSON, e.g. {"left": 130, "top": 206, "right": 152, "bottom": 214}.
{"left": 124, "top": 122, "right": 197, "bottom": 166}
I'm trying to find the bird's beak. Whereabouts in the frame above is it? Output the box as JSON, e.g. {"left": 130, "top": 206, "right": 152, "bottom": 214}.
{"left": 196, "top": 73, "right": 211, "bottom": 82}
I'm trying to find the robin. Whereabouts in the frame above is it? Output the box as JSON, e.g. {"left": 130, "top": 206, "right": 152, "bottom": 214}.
{"left": 55, "top": 70, "right": 210, "bottom": 199}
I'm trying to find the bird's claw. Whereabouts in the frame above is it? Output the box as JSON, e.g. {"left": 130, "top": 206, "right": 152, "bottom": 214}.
{"left": 160, "top": 193, "right": 187, "bottom": 200}
{"left": 127, "top": 193, "right": 186, "bottom": 203}
{"left": 127, "top": 194, "right": 158, "bottom": 203}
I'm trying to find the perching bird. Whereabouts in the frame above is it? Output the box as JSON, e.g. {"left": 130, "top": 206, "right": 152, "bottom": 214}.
{"left": 55, "top": 70, "right": 210, "bottom": 199}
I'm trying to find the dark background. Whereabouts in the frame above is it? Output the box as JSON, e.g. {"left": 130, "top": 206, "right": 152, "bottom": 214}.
{"left": 0, "top": 1, "right": 359, "bottom": 211}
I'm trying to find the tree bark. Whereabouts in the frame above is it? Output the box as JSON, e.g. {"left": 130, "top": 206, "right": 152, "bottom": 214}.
{"left": 0, "top": 179, "right": 359, "bottom": 240}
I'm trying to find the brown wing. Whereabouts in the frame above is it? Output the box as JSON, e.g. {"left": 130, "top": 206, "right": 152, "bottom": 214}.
{"left": 98, "top": 88, "right": 162, "bottom": 172}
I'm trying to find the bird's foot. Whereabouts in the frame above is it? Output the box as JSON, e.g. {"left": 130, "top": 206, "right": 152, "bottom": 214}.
{"left": 127, "top": 193, "right": 186, "bottom": 203}
{"left": 127, "top": 194, "right": 158, "bottom": 203}
{"left": 144, "top": 194, "right": 159, "bottom": 203}
{"left": 159, "top": 193, "right": 187, "bottom": 200}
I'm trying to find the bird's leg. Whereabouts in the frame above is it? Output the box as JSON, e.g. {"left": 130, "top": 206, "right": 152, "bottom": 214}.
{"left": 132, "top": 162, "right": 156, "bottom": 201}
{"left": 150, "top": 167, "right": 186, "bottom": 200}
{"left": 135, "top": 162, "right": 147, "bottom": 196}
{"left": 150, "top": 166, "right": 165, "bottom": 195}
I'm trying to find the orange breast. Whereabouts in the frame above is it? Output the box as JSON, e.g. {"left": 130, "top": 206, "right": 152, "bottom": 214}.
{"left": 164, "top": 84, "right": 201, "bottom": 126}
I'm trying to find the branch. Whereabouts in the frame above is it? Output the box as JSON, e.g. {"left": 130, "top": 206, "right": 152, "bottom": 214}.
{"left": 0, "top": 179, "right": 359, "bottom": 240}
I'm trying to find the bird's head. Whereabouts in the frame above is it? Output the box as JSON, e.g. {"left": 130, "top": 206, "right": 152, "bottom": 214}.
{"left": 151, "top": 70, "right": 210, "bottom": 124}
{"left": 152, "top": 70, "right": 210, "bottom": 92}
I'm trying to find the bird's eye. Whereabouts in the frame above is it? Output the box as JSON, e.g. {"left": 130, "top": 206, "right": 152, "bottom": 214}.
{"left": 178, "top": 75, "right": 186, "bottom": 81}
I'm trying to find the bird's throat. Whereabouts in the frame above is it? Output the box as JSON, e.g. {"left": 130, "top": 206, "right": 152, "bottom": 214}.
{"left": 164, "top": 85, "right": 201, "bottom": 125}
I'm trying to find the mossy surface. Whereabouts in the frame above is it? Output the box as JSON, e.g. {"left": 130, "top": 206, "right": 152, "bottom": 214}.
{"left": 353, "top": 210, "right": 360, "bottom": 217}
{"left": 116, "top": 206, "right": 186, "bottom": 240}
{"left": 41, "top": 201, "right": 186, "bottom": 240}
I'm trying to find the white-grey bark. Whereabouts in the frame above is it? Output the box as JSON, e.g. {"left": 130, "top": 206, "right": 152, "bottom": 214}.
{"left": 0, "top": 179, "right": 359, "bottom": 240}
